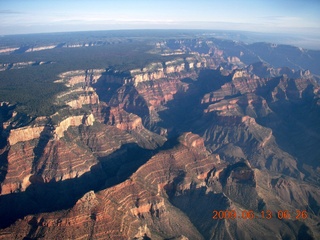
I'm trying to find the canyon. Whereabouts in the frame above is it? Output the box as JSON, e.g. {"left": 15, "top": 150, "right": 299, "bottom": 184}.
{"left": 0, "top": 34, "right": 320, "bottom": 239}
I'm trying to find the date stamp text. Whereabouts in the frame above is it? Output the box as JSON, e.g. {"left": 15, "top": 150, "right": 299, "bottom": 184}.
{"left": 212, "top": 210, "right": 308, "bottom": 220}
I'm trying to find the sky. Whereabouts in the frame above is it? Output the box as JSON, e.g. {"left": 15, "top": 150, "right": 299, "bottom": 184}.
{"left": 0, "top": 0, "right": 319, "bottom": 36}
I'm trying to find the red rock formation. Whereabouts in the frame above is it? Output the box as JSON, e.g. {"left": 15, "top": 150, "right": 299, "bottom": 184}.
{"left": 0, "top": 141, "right": 35, "bottom": 194}
{"left": 0, "top": 45, "right": 320, "bottom": 240}
{"left": 136, "top": 78, "right": 188, "bottom": 110}
{"left": 178, "top": 132, "right": 205, "bottom": 150}
{"left": 0, "top": 139, "right": 219, "bottom": 239}
{"left": 31, "top": 138, "right": 98, "bottom": 182}
{"left": 1, "top": 136, "right": 98, "bottom": 195}
{"left": 8, "top": 126, "right": 45, "bottom": 146}
{"left": 109, "top": 107, "right": 143, "bottom": 131}
{"left": 66, "top": 92, "right": 99, "bottom": 109}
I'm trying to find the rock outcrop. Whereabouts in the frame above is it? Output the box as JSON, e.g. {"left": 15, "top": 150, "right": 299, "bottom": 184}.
{"left": 109, "top": 107, "right": 142, "bottom": 131}
{"left": 54, "top": 114, "right": 95, "bottom": 139}
{"left": 0, "top": 139, "right": 219, "bottom": 239}
{"left": 25, "top": 45, "right": 56, "bottom": 52}
{"left": 8, "top": 126, "right": 45, "bottom": 145}
{"left": 66, "top": 92, "right": 99, "bottom": 109}
{"left": 0, "top": 47, "right": 19, "bottom": 54}
{"left": 0, "top": 141, "right": 35, "bottom": 194}
{"left": 178, "top": 132, "right": 205, "bottom": 150}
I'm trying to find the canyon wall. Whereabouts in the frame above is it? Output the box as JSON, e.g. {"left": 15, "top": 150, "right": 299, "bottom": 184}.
{"left": 8, "top": 126, "right": 45, "bottom": 145}
{"left": 54, "top": 114, "right": 95, "bottom": 139}
{"left": 0, "top": 39, "right": 320, "bottom": 239}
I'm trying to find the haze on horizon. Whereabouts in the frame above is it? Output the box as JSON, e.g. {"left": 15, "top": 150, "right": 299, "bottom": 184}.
{"left": 1, "top": 0, "right": 319, "bottom": 38}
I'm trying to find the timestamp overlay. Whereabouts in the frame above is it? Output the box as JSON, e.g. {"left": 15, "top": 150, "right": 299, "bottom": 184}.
{"left": 212, "top": 210, "right": 308, "bottom": 220}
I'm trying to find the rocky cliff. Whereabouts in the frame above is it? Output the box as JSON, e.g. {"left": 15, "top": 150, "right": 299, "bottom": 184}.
{"left": 66, "top": 92, "right": 99, "bottom": 109}
{"left": 8, "top": 126, "right": 45, "bottom": 145}
{"left": 54, "top": 114, "right": 95, "bottom": 139}
{"left": 25, "top": 45, "right": 56, "bottom": 52}
{"left": 0, "top": 135, "right": 219, "bottom": 239}
{"left": 2, "top": 130, "right": 319, "bottom": 239}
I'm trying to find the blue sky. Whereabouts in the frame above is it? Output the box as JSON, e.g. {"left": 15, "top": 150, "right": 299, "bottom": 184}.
{"left": 0, "top": 0, "right": 319, "bottom": 35}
